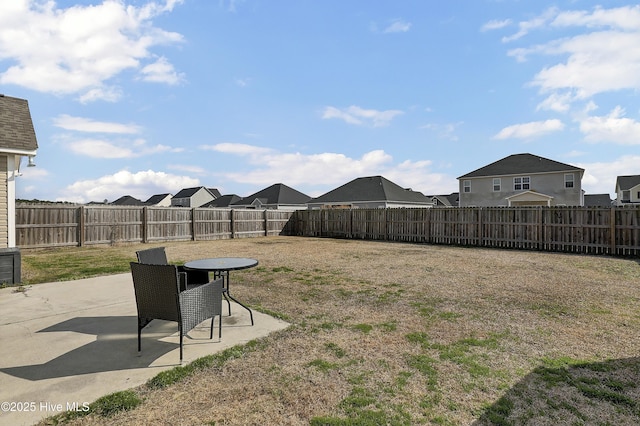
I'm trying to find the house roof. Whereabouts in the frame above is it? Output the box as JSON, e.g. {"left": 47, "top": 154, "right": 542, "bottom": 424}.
{"left": 0, "top": 94, "right": 38, "bottom": 153}
{"left": 207, "top": 188, "right": 222, "bottom": 198}
{"left": 144, "top": 193, "right": 171, "bottom": 205}
{"left": 173, "top": 186, "right": 219, "bottom": 199}
{"left": 584, "top": 194, "right": 612, "bottom": 207}
{"left": 310, "top": 176, "right": 431, "bottom": 204}
{"left": 232, "top": 183, "right": 311, "bottom": 206}
{"left": 428, "top": 192, "right": 459, "bottom": 207}
{"left": 458, "top": 153, "right": 583, "bottom": 179}
{"left": 203, "top": 194, "right": 242, "bottom": 207}
{"left": 111, "top": 195, "right": 144, "bottom": 206}
{"left": 616, "top": 175, "right": 640, "bottom": 190}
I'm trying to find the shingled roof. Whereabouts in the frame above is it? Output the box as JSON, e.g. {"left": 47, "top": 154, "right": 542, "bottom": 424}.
{"left": 232, "top": 183, "right": 310, "bottom": 206}
{"left": 616, "top": 175, "right": 640, "bottom": 190}
{"left": 458, "top": 153, "right": 583, "bottom": 179}
{"left": 0, "top": 95, "right": 38, "bottom": 152}
{"left": 311, "top": 176, "right": 430, "bottom": 204}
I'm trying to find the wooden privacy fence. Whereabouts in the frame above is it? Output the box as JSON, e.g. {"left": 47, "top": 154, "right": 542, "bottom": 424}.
{"left": 16, "top": 205, "right": 295, "bottom": 248}
{"left": 289, "top": 206, "right": 640, "bottom": 256}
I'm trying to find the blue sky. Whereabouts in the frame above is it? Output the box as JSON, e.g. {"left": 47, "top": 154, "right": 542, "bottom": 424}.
{"left": 2, "top": 0, "right": 639, "bottom": 203}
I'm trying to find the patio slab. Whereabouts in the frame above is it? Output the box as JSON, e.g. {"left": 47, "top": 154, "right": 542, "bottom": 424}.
{"left": 0, "top": 273, "right": 289, "bottom": 426}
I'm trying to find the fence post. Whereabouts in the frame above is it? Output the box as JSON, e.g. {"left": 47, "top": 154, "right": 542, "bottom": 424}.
{"left": 191, "top": 208, "right": 196, "bottom": 241}
{"left": 231, "top": 209, "right": 236, "bottom": 239}
{"left": 264, "top": 209, "right": 269, "bottom": 236}
{"left": 78, "top": 206, "right": 85, "bottom": 247}
{"left": 610, "top": 207, "right": 616, "bottom": 255}
{"left": 478, "top": 207, "right": 483, "bottom": 246}
{"left": 538, "top": 207, "right": 544, "bottom": 251}
{"left": 142, "top": 206, "right": 148, "bottom": 243}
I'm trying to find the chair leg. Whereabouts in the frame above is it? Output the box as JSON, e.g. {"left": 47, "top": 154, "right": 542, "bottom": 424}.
{"left": 218, "top": 314, "right": 222, "bottom": 339}
{"left": 210, "top": 316, "right": 214, "bottom": 339}
{"left": 179, "top": 325, "right": 183, "bottom": 361}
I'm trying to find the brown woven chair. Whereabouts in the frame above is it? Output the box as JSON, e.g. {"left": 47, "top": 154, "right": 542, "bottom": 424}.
{"left": 136, "top": 247, "right": 210, "bottom": 291}
{"left": 130, "top": 262, "right": 223, "bottom": 361}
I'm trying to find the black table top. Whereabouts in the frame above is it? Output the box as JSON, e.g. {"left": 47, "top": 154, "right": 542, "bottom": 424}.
{"left": 184, "top": 257, "right": 258, "bottom": 271}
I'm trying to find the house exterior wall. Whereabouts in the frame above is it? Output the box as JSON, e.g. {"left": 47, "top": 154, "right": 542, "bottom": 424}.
{"left": 171, "top": 189, "right": 215, "bottom": 208}
{"left": 0, "top": 156, "right": 7, "bottom": 247}
{"left": 459, "top": 171, "right": 583, "bottom": 207}
{"left": 190, "top": 188, "right": 215, "bottom": 207}
{"left": 616, "top": 184, "right": 640, "bottom": 205}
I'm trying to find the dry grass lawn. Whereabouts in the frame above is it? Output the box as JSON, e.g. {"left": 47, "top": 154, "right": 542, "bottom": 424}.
{"left": 35, "top": 236, "right": 640, "bottom": 425}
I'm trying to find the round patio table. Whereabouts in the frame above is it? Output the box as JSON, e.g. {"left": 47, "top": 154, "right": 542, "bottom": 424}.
{"left": 184, "top": 257, "right": 258, "bottom": 325}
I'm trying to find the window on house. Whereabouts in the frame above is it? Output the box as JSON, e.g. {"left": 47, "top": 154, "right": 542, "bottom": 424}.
{"left": 565, "top": 173, "right": 574, "bottom": 188}
{"left": 622, "top": 190, "right": 630, "bottom": 201}
{"left": 514, "top": 176, "right": 530, "bottom": 191}
{"left": 493, "top": 178, "right": 501, "bottom": 192}
{"left": 463, "top": 180, "right": 471, "bottom": 193}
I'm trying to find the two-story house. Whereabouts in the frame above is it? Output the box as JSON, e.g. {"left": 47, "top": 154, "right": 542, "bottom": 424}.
{"left": 614, "top": 175, "right": 640, "bottom": 205}
{"left": 171, "top": 187, "right": 221, "bottom": 208}
{"left": 457, "top": 153, "right": 584, "bottom": 207}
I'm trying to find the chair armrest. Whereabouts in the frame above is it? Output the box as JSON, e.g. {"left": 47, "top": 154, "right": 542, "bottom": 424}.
{"left": 179, "top": 278, "right": 224, "bottom": 333}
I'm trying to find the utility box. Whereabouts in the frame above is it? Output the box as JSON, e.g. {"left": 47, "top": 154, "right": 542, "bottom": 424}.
{"left": 0, "top": 247, "right": 21, "bottom": 284}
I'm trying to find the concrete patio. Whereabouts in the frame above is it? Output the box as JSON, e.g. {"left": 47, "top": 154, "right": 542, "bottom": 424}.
{"left": 0, "top": 273, "right": 289, "bottom": 426}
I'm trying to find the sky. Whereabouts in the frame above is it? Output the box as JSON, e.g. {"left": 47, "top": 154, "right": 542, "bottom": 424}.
{"left": 2, "top": 0, "right": 640, "bottom": 203}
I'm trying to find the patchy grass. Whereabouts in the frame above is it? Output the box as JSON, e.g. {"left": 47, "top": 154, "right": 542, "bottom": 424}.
{"left": 27, "top": 237, "right": 640, "bottom": 425}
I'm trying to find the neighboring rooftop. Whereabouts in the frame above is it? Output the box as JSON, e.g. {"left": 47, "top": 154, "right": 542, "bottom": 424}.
{"left": 616, "top": 175, "right": 640, "bottom": 190}
{"left": 310, "top": 175, "right": 431, "bottom": 204}
{"left": 231, "top": 183, "right": 311, "bottom": 206}
{"left": 459, "top": 153, "right": 583, "bottom": 179}
{"left": 583, "top": 194, "right": 612, "bottom": 207}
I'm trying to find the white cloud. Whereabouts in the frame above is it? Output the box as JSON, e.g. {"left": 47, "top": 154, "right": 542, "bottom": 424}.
{"left": 421, "top": 122, "right": 463, "bottom": 141}
{"left": 502, "top": 7, "right": 558, "bottom": 42}
{"left": 493, "top": 119, "right": 565, "bottom": 140}
{"left": 383, "top": 19, "right": 412, "bottom": 34}
{"left": 579, "top": 106, "right": 640, "bottom": 145}
{"left": 322, "top": 105, "right": 404, "bottom": 127}
{"left": 53, "top": 115, "right": 142, "bottom": 134}
{"left": 577, "top": 155, "right": 640, "bottom": 196}
{"left": 200, "top": 143, "right": 272, "bottom": 155}
{"left": 481, "top": 19, "right": 512, "bottom": 32}
{"left": 65, "top": 137, "right": 181, "bottom": 158}
{"left": 535, "top": 92, "right": 575, "bottom": 113}
{"left": 203, "top": 143, "right": 454, "bottom": 197}
{"left": 61, "top": 169, "right": 198, "bottom": 203}
{"left": 0, "top": 0, "right": 184, "bottom": 101}
{"left": 503, "top": 5, "right": 640, "bottom": 104}
{"left": 140, "top": 56, "right": 185, "bottom": 85}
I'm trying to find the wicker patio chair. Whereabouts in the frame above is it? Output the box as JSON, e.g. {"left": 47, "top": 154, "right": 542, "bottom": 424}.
{"left": 136, "top": 247, "right": 210, "bottom": 291}
{"left": 130, "top": 262, "right": 224, "bottom": 361}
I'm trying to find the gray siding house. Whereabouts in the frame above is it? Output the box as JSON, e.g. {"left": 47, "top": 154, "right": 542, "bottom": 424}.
{"left": 615, "top": 175, "right": 640, "bottom": 205}
{"left": 307, "top": 175, "right": 433, "bottom": 209}
{"left": 458, "top": 153, "right": 584, "bottom": 207}
{"left": 171, "top": 186, "right": 219, "bottom": 208}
